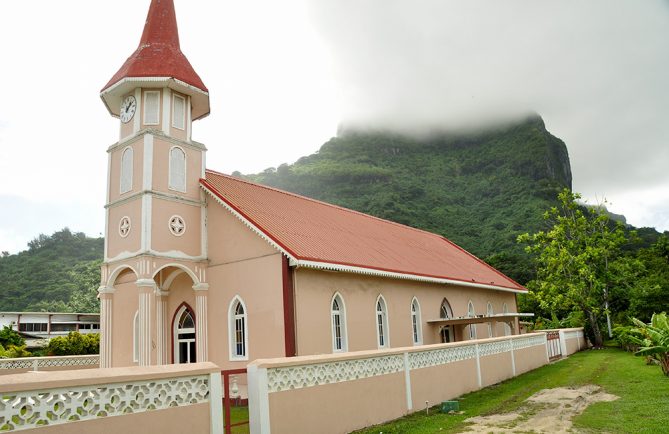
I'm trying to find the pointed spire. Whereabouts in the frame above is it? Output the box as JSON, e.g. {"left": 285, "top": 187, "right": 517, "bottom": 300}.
{"left": 139, "top": 0, "right": 181, "bottom": 48}
{"left": 102, "top": 0, "right": 207, "bottom": 94}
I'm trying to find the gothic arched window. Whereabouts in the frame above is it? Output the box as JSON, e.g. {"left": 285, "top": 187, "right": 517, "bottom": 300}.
{"left": 229, "top": 296, "right": 248, "bottom": 360}
{"left": 440, "top": 298, "right": 454, "bottom": 343}
{"left": 411, "top": 297, "right": 422, "bottom": 345}
{"left": 468, "top": 301, "right": 477, "bottom": 340}
{"left": 376, "top": 295, "right": 389, "bottom": 348}
{"left": 331, "top": 293, "right": 347, "bottom": 352}
{"left": 487, "top": 302, "right": 494, "bottom": 338}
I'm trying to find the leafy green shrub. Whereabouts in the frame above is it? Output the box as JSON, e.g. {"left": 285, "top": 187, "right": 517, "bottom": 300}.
{"left": 0, "top": 325, "right": 24, "bottom": 348}
{"left": 47, "top": 332, "right": 99, "bottom": 356}
{"left": 630, "top": 312, "right": 669, "bottom": 376}
{"left": 613, "top": 325, "right": 639, "bottom": 352}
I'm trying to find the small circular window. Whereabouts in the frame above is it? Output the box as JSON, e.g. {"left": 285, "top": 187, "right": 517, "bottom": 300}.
{"left": 169, "top": 215, "right": 186, "bottom": 237}
{"left": 119, "top": 216, "right": 131, "bottom": 238}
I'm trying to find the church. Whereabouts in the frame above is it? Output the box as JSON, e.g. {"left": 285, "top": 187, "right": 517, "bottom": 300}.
{"left": 98, "top": 0, "right": 529, "bottom": 371}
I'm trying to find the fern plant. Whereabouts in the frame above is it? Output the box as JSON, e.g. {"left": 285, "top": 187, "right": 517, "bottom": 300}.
{"left": 631, "top": 312, "right": 669, "bottom": 376}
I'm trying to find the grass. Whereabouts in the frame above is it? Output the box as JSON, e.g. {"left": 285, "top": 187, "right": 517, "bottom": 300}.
{"left": 354, "top": 348, "right": 669, "bottom": 433}
{"left": 228, "top": 405, "right": 250, "bottom": 434}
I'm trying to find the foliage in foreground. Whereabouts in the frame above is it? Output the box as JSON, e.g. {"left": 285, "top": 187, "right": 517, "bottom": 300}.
{"left": 630, "top": 312, "right": 669, "bottom": 376}
{"left": 47, "top": 332, "right": 100, "bottom": 356}
{"left": 355, "top": 349, "right": 669, "bottom": 434}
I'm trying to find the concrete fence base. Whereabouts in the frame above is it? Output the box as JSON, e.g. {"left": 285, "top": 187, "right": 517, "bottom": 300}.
{"left": 248, "top": 331, "right": 570, "bottom": 434}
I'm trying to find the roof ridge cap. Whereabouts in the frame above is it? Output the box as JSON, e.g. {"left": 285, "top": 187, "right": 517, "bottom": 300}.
{"left": 203, "top": 169, "right": 445, "bottom": 239}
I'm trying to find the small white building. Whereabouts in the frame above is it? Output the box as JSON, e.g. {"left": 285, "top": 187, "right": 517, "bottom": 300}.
{"left": 0, "top": 312, "right": 100, "bottom": 346}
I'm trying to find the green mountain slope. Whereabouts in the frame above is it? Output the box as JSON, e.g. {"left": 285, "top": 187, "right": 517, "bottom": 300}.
{"left": 0, "top": 229, "right": 102, "bottom": 312}
{"left": 246, "top": 115, "right": 572, "bottom": 283}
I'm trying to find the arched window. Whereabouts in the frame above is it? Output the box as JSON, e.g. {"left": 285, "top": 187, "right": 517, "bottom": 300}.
{"left": 440, "top": 299, "right": 454, "bottom": 343}
{"left": 229, "top": 297, "right": 248, "bottom": 360}
{"left": 331, "top": 293, "right": 347, "bottom": 352}
{"left": 467, "top": 301, "right": 477, "bottom": 340}
{"left": 120, "top": 147, "right": 133, "bottom": 194}
{"left": 133, "top": 310, "right": 139, "bottom": 363}
{"left": 487, "top": 302, "right": 494, "bottom": 338}
{"left": 173, "top": 305, "right": 196, "bottom": 364}
{"left": 169, "top": 146, "right": 186, "bottom": 192}
{"left": 411, "top": 297, "right": 422, "bottom": 345}
{"left": 503, "top": 303, "right": 511, "bottom": 336}
{"left": 376, "top": 295, "right": 389, "bottom": 348}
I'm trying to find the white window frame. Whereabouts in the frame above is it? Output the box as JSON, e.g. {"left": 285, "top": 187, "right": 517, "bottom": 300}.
{"left": 120, "top": 146, "right": 133, "bottom": 194}
{"left": 143, "top": 90, "right": 161, "bottom": 125}
{"left": 330, "top": 292, "right": 348, "bottom": 352}
{"left": 173, "top": 305, "right": 196, "bottom": 364}
{"left": 375, "top": 295, "right": 390, "bottom": 349}
{"left": 487, "top": 302, "right": 494, "bottom": 338}
{"left": 467, "top": 300, "right": 477, "bottom": 340}
{"left": 168, "top": 146, "right": 187, "bottom": 193}
{"left": 172, "top": 94, "right": 186, "bottom": 130}
{"left": 411, "top": 297, "right": 422, "bottom": 346}
{"left": 228, "top": 296, "right": 249, "bottom": 361}
{"left": 133, "top": 310, "right": 139, "bottom": 363}
{"left": 503, "top": 302, "right": 511, "bottom": 336}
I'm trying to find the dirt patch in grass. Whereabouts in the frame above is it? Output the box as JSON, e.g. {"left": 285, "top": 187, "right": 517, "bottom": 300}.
{"left": 461, "top": 385, "right": 618, "bottom": 433}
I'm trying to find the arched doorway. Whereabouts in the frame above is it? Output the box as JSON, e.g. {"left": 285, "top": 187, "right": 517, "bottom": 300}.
{"left": 173, "top": 304, "right": 196, "bottom": 364}
{"left": 440, "top": 299, "right": 454, "bottom": 343}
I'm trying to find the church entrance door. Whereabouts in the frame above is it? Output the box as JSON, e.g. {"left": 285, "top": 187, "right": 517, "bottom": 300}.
{"left": 174, "top": 305, "right": 196, "bottom": 363}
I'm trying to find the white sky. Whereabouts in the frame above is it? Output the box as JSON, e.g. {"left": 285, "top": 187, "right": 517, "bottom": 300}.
{"left": 0, "top": 0, "right": 667, "bottom": 254}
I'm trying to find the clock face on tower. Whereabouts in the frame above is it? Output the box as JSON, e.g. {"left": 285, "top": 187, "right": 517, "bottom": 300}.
{"left": 120, "top": 95, "right": 137, "bottom": 123}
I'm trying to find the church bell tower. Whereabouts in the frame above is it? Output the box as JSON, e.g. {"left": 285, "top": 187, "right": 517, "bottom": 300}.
{"left": 98, "top": 0, "right": 210, "bottom": 368}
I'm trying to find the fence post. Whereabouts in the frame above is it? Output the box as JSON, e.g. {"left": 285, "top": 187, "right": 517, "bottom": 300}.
{"left": 403, "top": 352, "right": 412, "bottom": 411}
{"left": 33, "top": 359, "right": 39, "bottom": 372}
{"left": 209, "top": 371, "right": 224, "bottom": 434}
{"left": 475, "top": 343, "right": 482, "bottom": 388}
{"left": 248, "top": 365, "right": 270, "bottom": 434}
{"left": 509, "top": 338, "right": 516, "bottom": 376}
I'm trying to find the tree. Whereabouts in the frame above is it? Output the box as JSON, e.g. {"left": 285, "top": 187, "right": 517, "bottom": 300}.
{"left": 518, "top": 189, "right": 640, "bottom": 347}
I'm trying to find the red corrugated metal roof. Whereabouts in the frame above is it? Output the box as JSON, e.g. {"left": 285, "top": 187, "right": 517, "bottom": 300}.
{"left": 102, "top": 0, "right": 207, "bottom": 93}
{"left": 202, "top": 170, "right": 526, "bottom": 292}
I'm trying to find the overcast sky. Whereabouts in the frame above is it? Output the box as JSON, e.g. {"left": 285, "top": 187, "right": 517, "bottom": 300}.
{"left": 0, "top": 0, "right": 667, "bottom": 254}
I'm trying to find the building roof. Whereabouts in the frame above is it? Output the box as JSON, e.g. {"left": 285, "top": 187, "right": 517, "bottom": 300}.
{"left": 201, "top": 170, "right": 526, "bottom": 292}
{"left": 101, "top": 0, "right": 207, "bottom": 93}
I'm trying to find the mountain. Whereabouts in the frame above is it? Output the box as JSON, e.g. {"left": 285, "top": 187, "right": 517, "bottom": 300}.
{"left": 0, "top": 229, "right": 102, "bottom": 312}
{"left": 244, "top": 115, "right": 572, "bottom": 283}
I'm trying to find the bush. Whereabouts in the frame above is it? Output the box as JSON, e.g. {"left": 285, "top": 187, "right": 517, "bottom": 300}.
{"left": 612, "top": 325, "right": 639, "bottom": 352}
{"left": 0, "top": 325, "right": 24, "bottom": 348}
{"left": 47, "top": 332, "right": 99, "bottom": 356}
{"left": 630, "top": 312, "right": 669, "bottom": 376}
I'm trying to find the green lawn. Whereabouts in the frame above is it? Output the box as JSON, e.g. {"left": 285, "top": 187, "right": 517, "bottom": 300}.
{"left": 354, "top": 349, "right": 669, "bottom": 433}
{"left": 228, "top": 405, "right": 250, "bottom": 434}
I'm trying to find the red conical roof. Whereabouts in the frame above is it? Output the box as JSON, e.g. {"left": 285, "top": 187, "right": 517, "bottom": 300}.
{"left": 102, "top": 0, "right": 207, "bottom": 93}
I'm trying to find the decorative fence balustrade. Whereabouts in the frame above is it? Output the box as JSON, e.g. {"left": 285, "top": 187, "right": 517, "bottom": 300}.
{"left": 248, "top": 333, "right": 551, "bottom": 434}
{"left": 0, "top": 355, "right": 100, "bottom": 374}
{"left": 0, "top": 362, "right": 223, "bottom": 434}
